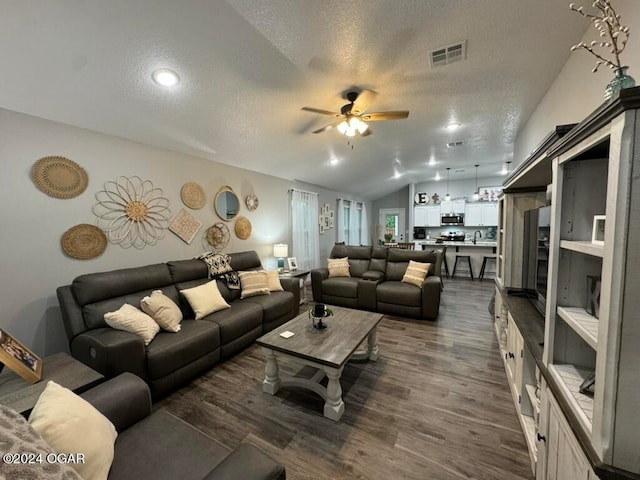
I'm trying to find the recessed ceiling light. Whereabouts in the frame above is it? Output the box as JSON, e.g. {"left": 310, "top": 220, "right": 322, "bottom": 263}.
{"left": 446, "top": 123, "right": 460, "bottom": 130}
{"left": 435, "top": 173, "right": 441, "bottom": 181}
{"left": 330, "top": 158, "right": 339, "bottom": 166}
{"left": 428, "top": 157, "right": 436, "bottom": 166}
{"left": 152, "top": 69, "right": 180, "bottom": 87}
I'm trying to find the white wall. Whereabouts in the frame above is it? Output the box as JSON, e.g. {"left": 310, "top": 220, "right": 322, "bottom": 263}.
{"left": 0, "top": 108, "right": 367, "bottom": 356}
{"left": 515, "top": 0, "right": 640, "bottom": 162}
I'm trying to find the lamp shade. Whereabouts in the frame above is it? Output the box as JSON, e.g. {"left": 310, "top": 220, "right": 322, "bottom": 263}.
{"left": 273, "top": 243, "right": 288, "bottom": 258}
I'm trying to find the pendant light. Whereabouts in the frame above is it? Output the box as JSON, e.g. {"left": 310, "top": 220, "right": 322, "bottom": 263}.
{"left": 506, "top": 161, "right": 512, "bottom": 174}
{"left": 444, "top": 167, "right": 451, "bottom": 202}
{"left": 473, "top": 164, "right": 480, "bottom": 201}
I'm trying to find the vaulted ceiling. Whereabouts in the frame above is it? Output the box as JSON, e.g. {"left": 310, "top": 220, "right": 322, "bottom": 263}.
{"left": 1, "top": 1, "right": 587, "bottom": 200}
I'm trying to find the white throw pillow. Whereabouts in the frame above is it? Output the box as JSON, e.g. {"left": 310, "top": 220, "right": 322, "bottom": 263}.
{"left": 140, "top": 290, "right": 183, "bottom": 332}
{"left": 181, "top": 280, "right": 231, "bottom": 319}
{"left": 28, "top": 381, "right": 117, "bottom": 480}
{"left": 401, "top": 260, "right": 431, "bottom": 287}
{"left": 239, "top": 270, "right": 271, "bottom": 298}
{"left": 265, "top": 270, "right": 284, "bottom": 292}
{"left": 104, "top": 304, "right": 160, "bottom": 345}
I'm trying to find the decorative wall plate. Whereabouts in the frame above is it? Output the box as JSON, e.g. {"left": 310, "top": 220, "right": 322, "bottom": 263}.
{"left": 235, "top": 216, "right": 252, "bottom": 240}
{"left": 169, "top": 209, "right": 202, "bottom": 244}
{"left": 205, "top": 222, "right": 230, "bottom": 251}
{"left": 61, "top": 224, "right": 107, "bottom": 259}
{"left": 181, "top": 182, "right": 206, "bottom": 209}
{"left": 245, "top": 194, "right": 259, "bottom": 211}
{"left": 31, "top": 156, "right": 88, "bottom": 199}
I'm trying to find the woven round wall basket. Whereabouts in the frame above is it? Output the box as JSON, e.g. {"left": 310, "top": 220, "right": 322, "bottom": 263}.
{"left": 181, "top": 182, "right": 206, "bottom": 209}
{"left": 61, "top": 224, "right": 107, "bottom": 259}
{"left": 31, "top": 156, "right": 89, "bottom": 199}
{"left": 235, "top": 216, "right": 252, "bottom": 240}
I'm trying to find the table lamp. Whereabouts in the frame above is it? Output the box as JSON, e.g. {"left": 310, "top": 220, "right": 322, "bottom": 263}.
{"left": 273, "top": 243, "right": 288, "bottom": 272}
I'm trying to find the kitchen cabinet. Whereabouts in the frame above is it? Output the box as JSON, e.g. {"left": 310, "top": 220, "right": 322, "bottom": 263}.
{"left": 415, "top": 205, "right": 441, "bottom": 227}
{"left": 439, "top": 199, "right": 465, "bottom": 214}
{"left": 414, "top": 206, "right": 427, "bottom": 226}
{"left": 464, "top": 202, "right": 498, "bottom": 226}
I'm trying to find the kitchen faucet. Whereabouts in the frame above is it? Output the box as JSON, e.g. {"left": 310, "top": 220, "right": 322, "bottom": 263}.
{"left": 473, "top": 230, "right": 482, "bottom": 245}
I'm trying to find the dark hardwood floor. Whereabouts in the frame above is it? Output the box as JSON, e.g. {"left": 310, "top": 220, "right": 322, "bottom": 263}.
{"left": 157, "top": 277, "right": 534, "bottom": 480}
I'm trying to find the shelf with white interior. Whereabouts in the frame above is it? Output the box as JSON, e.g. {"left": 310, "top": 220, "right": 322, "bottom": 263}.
{"left": 548, "top": 364, "right": 594, "bottom": 433}
{"left": 559, "top": 240, "right": 604, "bottom": 258}
{"left": 557, "top": 307, "right": 598, "bottom": 350}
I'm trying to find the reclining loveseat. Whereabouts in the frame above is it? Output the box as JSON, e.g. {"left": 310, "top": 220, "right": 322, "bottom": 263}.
{"left": 311, "top": 245, "right": 442, "bottom": 320}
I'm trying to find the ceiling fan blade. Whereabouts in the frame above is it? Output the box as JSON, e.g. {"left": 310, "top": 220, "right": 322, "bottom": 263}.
{"left": 351, "top": 89, "right": 377, "bottom": 115}
{"left": 301, "top": 107, "right": 341, "bottom": 116}
{"left": 312, "top": 122, "right": 342, "bottom": 134}
{"left": 361, "top": 111, "right": 410, "bottom": 121}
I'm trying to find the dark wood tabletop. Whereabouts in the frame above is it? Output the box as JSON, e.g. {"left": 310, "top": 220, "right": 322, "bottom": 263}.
{"left": 256, "top": 306, "right": 382, "bottom": 369}
{"left": 0, "top": 352, "right": 104, "bottom": 415}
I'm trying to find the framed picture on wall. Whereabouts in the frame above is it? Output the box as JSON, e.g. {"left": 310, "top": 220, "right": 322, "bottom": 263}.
{"left": 319, "top": 214, "right": 324, "bottom": 226}
{"left": 329, "top": 210, "right": 334, "bottom": 219}
{"left": 0, "top": 329, "right": 42, "bottom": 383}
{"left": 324, "top": 216, "right": 330, "bottom": 228}
{"left": 319, "top": 223, "right": 324, "bottom": 234}
{"left": 329, "top": 218, "right": 334, "bottom": 228}
{"left": 287, "top": 257, "right": 298, "bottom": 271}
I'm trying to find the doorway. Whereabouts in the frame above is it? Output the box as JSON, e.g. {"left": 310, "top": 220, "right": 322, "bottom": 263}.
{"left": 379, "top": 208, "right": 406, "bottom": 243}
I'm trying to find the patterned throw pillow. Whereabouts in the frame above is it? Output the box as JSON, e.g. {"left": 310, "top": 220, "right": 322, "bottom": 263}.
{"left": 401, "top": 260, "right": 431, "bottom": 287}
{"left": 239, "top": 270, "right": 271, "bottom": 298}
{"left": 197, "top": 252, "right": 233, "bottom": 277}
{"left": 328, "top": 257, "right": 350, "bottom": 277}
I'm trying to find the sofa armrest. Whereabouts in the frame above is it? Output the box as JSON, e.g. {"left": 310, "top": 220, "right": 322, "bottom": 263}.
{"left": 81, "top": 373, "right": 151, "bottom": 432}
{"left": 421, "top": 276, "right": 442, "bottom": 320}
{"left": 70, "top": 328, "right": 147, "bottom": 381}
{"left": 204, "top": 443, "right": 285, "bottom": 480}
{"left": 279, "top": 276, "right": 300, "bottom": 308}
{"left": 311, "top": 268, "right": 329, "bottom": 302}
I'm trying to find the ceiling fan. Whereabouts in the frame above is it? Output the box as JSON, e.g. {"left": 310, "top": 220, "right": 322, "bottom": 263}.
{"left": 301, "top": 89, "right": 409, "bottom": 137}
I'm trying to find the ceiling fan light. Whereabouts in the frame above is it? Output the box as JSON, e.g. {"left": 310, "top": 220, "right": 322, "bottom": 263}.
{"left": 357, "top": 121, "right": 368, "bottom": 134}
{"left": 345, "top": 127, "right": 356, "bottom": 137}
{"left": 337, "top": 121, "right": 348, "bottom": 135}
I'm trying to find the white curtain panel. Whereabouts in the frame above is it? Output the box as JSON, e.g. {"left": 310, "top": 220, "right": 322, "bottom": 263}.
{"left": 336, "top": 198, "right": 345, "bottom": 243}
{"left": 360, "top": 203, "right": 369, "bottom": 246}
{"left": 348, "top": 201, "right": 359, "bottom": 245}
{"left": 290, "top": 189, "right": 320, "bottom": 271}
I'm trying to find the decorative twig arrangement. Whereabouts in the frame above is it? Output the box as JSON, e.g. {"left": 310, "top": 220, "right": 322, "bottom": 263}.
{"left": 569, "top": 1, "right": 630, "bottom": 72}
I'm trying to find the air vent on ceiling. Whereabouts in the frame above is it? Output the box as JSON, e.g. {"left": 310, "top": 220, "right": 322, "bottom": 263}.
{"left": 430, "top": 40, "right": 467, "bottom": 68}
{"left": 447, "top": 141, "right": 464, "bottom": 148}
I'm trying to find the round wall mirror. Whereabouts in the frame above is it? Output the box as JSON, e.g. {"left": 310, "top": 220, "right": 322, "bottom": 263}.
{"left": 214, "top": 187, "right": 240, "bottom": 221}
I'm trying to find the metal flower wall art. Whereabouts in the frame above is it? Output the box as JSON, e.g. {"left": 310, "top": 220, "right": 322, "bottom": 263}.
{"left": 569, "top": 1, "right": 629, "bottom": 73}
{"left": 93, "top": 176, "right": 172, "bottom": 249}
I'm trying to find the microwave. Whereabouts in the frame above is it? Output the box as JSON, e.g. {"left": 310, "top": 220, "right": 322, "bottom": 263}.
{"left": 441, "top": 213, "right": 464, "bottom": 226}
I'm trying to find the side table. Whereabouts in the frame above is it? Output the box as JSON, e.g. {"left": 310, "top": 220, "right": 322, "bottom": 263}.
{"left": 279, "top": 269, "right": 310, "bottom": 304}
{"left": 0, "top": 352, "right": 104, "bottom": 416}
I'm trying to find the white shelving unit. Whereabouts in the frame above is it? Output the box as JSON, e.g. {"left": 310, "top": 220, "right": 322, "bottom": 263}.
{"left": 540, "top": 89, "right": 640, "bottom": 476}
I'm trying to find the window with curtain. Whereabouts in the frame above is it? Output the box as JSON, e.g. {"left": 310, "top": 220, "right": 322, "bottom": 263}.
{"left": 340, "top": 200, "right": 369, "bottom": 245}
{"left": 290, "top": 189, "right": 320, "bottom": 271}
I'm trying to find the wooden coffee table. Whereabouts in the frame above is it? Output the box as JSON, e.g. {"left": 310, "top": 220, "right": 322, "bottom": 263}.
{"left": 256, "top": 306, "right": 382, "bottom": 421}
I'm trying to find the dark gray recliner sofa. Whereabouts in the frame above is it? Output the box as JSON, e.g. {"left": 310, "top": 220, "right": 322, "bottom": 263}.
{"left": 57, "top": 251, "right": 300, "bottom": 399}
{"left": 311, "top": 245, "right": 442, "bottom": 320}
{"left": 81, "top": 372, "right": 286, "bottom": 480}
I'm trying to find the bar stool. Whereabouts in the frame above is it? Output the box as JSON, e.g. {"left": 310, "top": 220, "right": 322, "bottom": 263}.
{"left": 479, "top": 255, "right": 497, "bottom": 280}
{"left": 452, "top": 255, "right": 474, "bottom": 280}
{"left": 441, "top": 246, "right": 450, "bottom": 278}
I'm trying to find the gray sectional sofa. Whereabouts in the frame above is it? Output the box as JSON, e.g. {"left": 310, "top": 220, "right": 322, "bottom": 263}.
{"left": 311, "top": 245, "right": 443, "bottom": 320}
{"left": 57, "top": 251, "right": 300, "bottom": 399}
{"left": 81, "top": 372, "right": 286, "bottom": 480}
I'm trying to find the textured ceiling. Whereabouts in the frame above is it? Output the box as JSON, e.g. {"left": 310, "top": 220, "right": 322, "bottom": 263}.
{"left": 0, "top": 1, "right": 588, "bottom": 200}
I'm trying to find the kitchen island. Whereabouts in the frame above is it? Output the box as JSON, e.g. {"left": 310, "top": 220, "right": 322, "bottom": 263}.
{"left": 417, "top": 240, "right": 497, "bottom": 279}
